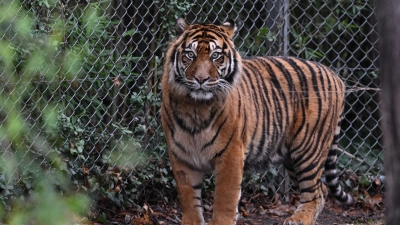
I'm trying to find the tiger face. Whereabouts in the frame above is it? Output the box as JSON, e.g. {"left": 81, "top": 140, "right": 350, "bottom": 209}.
{"left": 167, "top": 18, "right": 242, "bottom": 101}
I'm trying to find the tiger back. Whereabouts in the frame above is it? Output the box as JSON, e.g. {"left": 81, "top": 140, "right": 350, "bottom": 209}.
{"left": 161, "top": 18, "right": 354, "bottom": 225}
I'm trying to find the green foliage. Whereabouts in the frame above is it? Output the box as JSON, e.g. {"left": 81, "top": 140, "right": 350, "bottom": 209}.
{"left": 1, "top": 0, "right": 183, "bottom": 217}
{"left": 241, "top": 168, "right": 280, "bottom": 199}
{"left": 0, "top": 0, "right": 90, "bottom": 223}
{"left": 6, "top": 178, "right": 88, "bottom": 225}
{"left": 290, "top": 0, "right": 376, "bottom": 66}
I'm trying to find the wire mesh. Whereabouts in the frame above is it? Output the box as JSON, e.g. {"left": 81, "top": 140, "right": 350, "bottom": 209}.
{"left": 0, "top": 0, "right": 382, "bottom": 204}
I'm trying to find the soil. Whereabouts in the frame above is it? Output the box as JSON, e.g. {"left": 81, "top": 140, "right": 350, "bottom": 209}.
{"left": 90, "top": 197, "right": 385, "bottom": 225}
{"left": 87, "top": 179, "right": 385, "bottom": 225}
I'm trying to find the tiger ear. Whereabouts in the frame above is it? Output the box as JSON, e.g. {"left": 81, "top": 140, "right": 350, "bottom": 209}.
{"left": 175, "top": 18, "right": 188, "bottom": 36}
{"left": 222, "top": 19, "right": 237, "bottom": 38}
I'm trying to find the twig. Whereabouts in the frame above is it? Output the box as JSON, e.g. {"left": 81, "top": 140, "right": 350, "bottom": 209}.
{"left": 337, "top": 147, "right": 381, "bottom": 171}
{"left": 345, "top": 86, "right": 381, "bottom": 93}
{"left": 337, "top": 147, "right": 364, "bottom": 164}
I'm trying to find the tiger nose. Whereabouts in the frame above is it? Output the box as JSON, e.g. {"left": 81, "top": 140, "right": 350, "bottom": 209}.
{"left": 195, "top": 75, "right": 210, "bottom": 84}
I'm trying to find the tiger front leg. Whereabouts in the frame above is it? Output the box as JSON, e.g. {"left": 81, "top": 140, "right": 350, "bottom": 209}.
{"left": 209, "top": 146, "right": 245, "bottom": 225}
{"left": 169, "top": 154, "right": 205, "bottom": 225}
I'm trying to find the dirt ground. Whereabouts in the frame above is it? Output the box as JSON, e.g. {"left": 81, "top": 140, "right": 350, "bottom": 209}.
{"left": 93, "top": 197, "right": 385, "bottom": 225}
{"left": 88, "top": 177, "right": 385, "bottom": 225}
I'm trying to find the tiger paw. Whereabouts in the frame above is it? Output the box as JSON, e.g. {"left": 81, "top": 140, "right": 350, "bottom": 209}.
{"left": 181, "top": 216, "right": 205, "bottom": 225}
{"left": 208, "top": 215, "right": 238, "bottom": 225}
{"left": 283, "top": 217, "right": 308, "bottom": 225}
{"left": 283, "top": 204, "right": 318, "bottom": 225}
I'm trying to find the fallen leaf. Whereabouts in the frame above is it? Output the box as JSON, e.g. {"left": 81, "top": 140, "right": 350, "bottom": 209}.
{"left": 265, "top": 204, "right": 296, "bottom": 217}
{"left": 369, "top": 194, "right": 383, "bottom": 206}
{"left": 112, "top": 76, "right": 122, "bottom": 87}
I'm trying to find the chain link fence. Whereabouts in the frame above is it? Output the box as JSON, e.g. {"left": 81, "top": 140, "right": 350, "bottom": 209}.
{"left": 0, "top": 0, "right": 382, "bottom": 208}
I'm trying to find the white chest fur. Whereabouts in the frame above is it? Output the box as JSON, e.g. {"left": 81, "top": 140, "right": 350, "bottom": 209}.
{"left": 172, "top": 126, "right": 217, "bottom": 171}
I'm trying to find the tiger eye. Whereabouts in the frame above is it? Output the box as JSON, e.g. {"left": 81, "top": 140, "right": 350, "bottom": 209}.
{"left": 211, "top": 52, "right": 220, "bottom": 59}
{"left": 187, "top": 52, "right": 195, "bottom": 58}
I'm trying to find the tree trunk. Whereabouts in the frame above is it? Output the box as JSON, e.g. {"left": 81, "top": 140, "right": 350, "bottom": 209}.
{"left": 376, "top": 1, "right": 400, "bottom": 224}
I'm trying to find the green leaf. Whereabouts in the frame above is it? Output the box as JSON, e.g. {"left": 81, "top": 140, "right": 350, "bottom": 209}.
{"left": 97, "top": 212, "right": 108, "bottom": 225}
{"left": 122, "top": 29, "right": 136, "bottom": 37}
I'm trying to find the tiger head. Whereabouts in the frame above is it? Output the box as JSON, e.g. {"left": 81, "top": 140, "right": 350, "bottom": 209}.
{"left": 164, "top": 18, "right": 243, "bottom": 102}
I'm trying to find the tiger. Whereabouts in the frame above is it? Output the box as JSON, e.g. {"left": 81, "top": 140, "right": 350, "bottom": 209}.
{"left": 161, "top": 18, "right": 354, "bottom": 225}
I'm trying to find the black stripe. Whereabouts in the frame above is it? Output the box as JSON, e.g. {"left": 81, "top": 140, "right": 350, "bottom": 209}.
{"left": 193, "top": 183, "right": 202, "bottom": 190}
{"left": 213, "top": 132, "right": 235, "bottom": 159}
{"left": 292, "top": 102, "right": 307, "bottom": 140}
{"left": 241, "top": 66, "right": 260, "bottom": 159}
{"left": 259, "top": 58, "right": 289, "bottom": 134}
{"left": 170, "top": 44, "right": 179, "bottom": 66}
{"left": 325, "top": 173, "right": 337, "bottom": 181}
{"left": 173, "top": 140, "right": 188, "bottom": 154}
{"left": 298, "top": 169, "right": 321, "bottom": 185}
{"left": 245, "top": 61, "right": 269, "bottom": 160}
{"left": 290, "top": 122, "right": 313, "bottom": 155}
{"left": 170, "top": 96, "right": 219, "bottom": 134}
{"left": 319, "top": 64, "right": 330, "bottom": 101}
{"left": 290, "top": 61, "right": 323, "bottom": 155}
{"left": 237, "top": 75, "right": 249, "bottom": 142}
{"left": 311, "top": 62, "right": 326, "bottom": 101}
{"left": 297, "top": 163, "right": 321, "bottom": 183}
{"left": 299, "top": 195, "right": 320, "bottom": 204}
{"left": 171, "top": 151, "right": 198, "bottom": 171}
{"left": 325, "top": 163, "right": 337, "bottom": 172}
{"left": 299, "top": 182, "right": 319, "bottom": 193}
{"left": 224, "top": 55, "right": 238, "bottom": 84}
{"left": 285, "top": 57, "right": 310, "bottom": 106}
{"left": 307, "top": 61, "right": 323, "bottom": 131}
{"left": 268, "top": 57, "right": 295, "bottom": 94}
{"left": 256, "top": 57, "right": 286, "bottom": 144}
{"left": 163, "top": 105, "right": 175, "bottom": 136}
{"left": 201, "top": 115, "right": 228, "bottom": 151}
{"left": 237, "top": 91, "right": 242, "bottom": 117}
{"left": 293, "top": 108, "right": 331, "bottom": 168}
{"left": 241, "top": 113, "right": 247, "bottom": 140}
{"left": 190, "top": 28, "right": 229, "bottom": 43}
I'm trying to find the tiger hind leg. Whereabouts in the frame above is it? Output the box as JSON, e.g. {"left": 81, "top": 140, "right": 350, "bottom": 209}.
{"left": 284, "top": 161, "right": 329, "bottom": 200}
{"left": 283, "top": 160, "right": 326, "bottom": 225}
{"left": 283, "top": 181, "right": 326, "bottom": 225}
{"left": 283, "top": 118, "right": 354, "bottom": 225}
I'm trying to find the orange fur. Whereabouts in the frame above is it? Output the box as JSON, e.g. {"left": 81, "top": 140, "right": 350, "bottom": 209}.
{"left": 161, "top": 19, "right": 354, "bottom": 225}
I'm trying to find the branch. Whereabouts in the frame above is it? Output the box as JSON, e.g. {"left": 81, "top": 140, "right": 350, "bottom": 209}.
{"left": 345, "top": 86, "right": 381, "bottom": 93}
{"left": 337, "top": 147, "right": 381, "bottom": 171}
